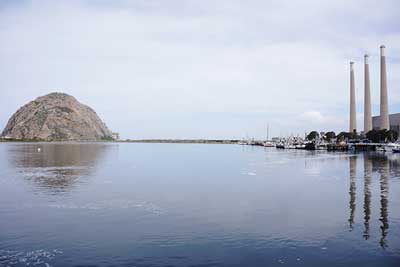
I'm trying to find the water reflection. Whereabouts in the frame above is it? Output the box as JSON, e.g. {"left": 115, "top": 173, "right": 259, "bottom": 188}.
{"left": 363, "top": 156, "right": 372, "bottom": 240}
{"left": 7, "top": 143, "right": 113, "bottom": 193}
{"left": 350, "top": 153, "right": 392, "bottom": 248}
{"left": 0, "top": 144, "right": 399, "bottom": 266}
{"left": 348, "top": 156, "right": 356, "bottom": 230}
{"left": 379, "top": 160, "right": 389, "bottom": 249}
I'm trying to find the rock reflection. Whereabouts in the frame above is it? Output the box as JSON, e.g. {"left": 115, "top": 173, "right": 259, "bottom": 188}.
{"left": 348, "top": 156, "right": 357, "bottom": 230}
{"left": 8, "top": 143, "right": 113, "bottom": 193}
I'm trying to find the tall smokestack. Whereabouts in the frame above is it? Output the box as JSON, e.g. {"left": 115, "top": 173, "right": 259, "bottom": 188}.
{"left": 350, "top": 62, "right": 356, "bottom": 133}
{"left": 380, "top": 45, "right": 390, "bottom": 130}
{"left": 364, "top": 55, "right": 372, "bottom": 133}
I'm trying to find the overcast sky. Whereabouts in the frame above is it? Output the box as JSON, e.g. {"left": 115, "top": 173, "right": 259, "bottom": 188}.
{"left": 1, "top": 0, "right": 399, "bottom": 139}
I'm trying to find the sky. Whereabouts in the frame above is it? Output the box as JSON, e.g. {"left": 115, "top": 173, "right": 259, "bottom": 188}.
{"left": 1, "top": 0, "right": 400, "bottom": 139}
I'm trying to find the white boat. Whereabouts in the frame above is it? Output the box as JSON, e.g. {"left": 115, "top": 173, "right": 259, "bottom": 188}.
{"left": 276, "top": 142, "right": 285, "bottom": 149}
{"left": 316, "top": 144, "right": 327, "bottom": 150}
{"left": 376, "top": 146, "right": 386, "bottom": 152}
{"left": 263, "top": 141, "right": 274, "bottom": 147}
{"left": 374, "top": 143, "right": 400, "bottom": 152}
{"left": 387, "top": 143, "right": 400, "bottom": 152}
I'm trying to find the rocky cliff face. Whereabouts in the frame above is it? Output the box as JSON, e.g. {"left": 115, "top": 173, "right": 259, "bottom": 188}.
{"left": 1, "top": 92, "right": 113, "bottom": 141}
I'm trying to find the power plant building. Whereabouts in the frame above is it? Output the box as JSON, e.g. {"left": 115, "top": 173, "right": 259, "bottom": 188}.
{"left": 372, "top": 113, "right": 400, "bottom": 133}
{"left": 351, "top": 45, "right": 398, "bottom": 135}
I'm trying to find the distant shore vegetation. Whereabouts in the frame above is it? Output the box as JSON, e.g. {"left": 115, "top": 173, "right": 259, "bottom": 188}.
{"left": 306, "top": 129, "right": 398, "bottom": 143}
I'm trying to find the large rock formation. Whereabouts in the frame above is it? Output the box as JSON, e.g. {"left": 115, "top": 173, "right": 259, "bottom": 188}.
{"left": 1, "top": 92, "right": 113, "bottom": 141}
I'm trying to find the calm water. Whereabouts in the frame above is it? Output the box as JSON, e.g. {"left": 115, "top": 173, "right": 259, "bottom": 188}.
{"left": 0, "top": 143, "right": 399, "bottom": 267}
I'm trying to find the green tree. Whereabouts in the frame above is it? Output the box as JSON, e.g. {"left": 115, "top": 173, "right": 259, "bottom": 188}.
{"left": 324, "top": 131, "right": 336, "bottom": 141}
{"left": 366, "top": 129, "right": 379, "bottom": 142}
{"left": 349, "top": 129, "right": 360, "bottom": 139}
{"left": 337, "top": 131, "right": 351, "bottom": 141}
{"left": 366, "top": 129, "right": 398, "bottom": 143}
{"left": 306, "top": 131, "right": 319, "bottom": 141}
{"left": 386, "top": 130, "right": 398, "bottom": 142}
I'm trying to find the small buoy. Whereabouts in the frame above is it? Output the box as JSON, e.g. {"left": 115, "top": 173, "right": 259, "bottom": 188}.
{"left": 37, "top": 148, "right": 41, "bottom": 152}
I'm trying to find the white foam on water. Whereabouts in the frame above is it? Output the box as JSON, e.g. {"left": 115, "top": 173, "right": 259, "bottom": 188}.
{"left": 264, "top": 159, "right": 290, "bottom": 165}
{"left": 0, "top": 249, "right": 62, "bottom": 267}
{"left": 25, "top": 199, "right": 165, "bottom": 215}
{"left": 303, "top": 168, "right": 321, "bottom": 176}
{"left": 17, "top": 166, "right": 86, "bottom": 179}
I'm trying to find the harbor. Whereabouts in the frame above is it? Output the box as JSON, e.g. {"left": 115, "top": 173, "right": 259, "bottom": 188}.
{"left": 1, "top": 1, "right": 399, "bottom": 266}
{"left": 240, "top": 45, "right": 400, "bottom": 155}
{"left": 239, "top": 137, "right": 400, "bottom": 152}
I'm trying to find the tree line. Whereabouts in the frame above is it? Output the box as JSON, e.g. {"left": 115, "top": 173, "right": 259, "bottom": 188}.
{"left": 306, "top": 129, "right": 399, "bottom": 143}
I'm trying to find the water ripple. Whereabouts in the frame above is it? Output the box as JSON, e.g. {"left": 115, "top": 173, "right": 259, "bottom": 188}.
{"left": 0, "top": 248, "right": 62, "bottom": 267}
{"left": 23, "top": 199, "right": 165, "bottom": 215}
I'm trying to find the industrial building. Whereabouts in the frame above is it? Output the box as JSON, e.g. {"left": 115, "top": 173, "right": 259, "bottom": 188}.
{"left": 350, "top": 45, "right": 394, "bottom": 133}
{"left": 372, "top": 113, "right": 400, "bottom": 133}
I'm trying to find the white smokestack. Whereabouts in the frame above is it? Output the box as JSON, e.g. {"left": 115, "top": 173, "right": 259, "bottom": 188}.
{"left": 380, "top": 45, "right": 390, "bottom": 130}
{"left": 349, "top": 62, "right": 356, "bottom": 133}
{"left": 364, "top": 54, "right": 372, "bottom": 133}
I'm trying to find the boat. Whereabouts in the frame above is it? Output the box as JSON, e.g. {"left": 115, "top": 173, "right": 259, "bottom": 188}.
{"left": 390, "top": 143, "right": 400, "bottom": 153}
{"left": 264, "top": 141, "right": 275, "bottom": 147}
{"left": 276, "top": 143, "right": 285, "bottom": 149}
{"left": 247, "top": 139, "right": 256, "bottom": 146}
{"left": 295, "top": 144, "right": 306, "bottom": 149}
{"left": 327, "top": 143, "right": 348, "bottom": 151}
{"left": 376, "top": 146, "right": 386, "bottom": 152}
{"left": 316, "top": 143, "right": 327, "bottom": 150}
{"left": 262, "top": 125, "right": 275, "bottom": 147}
{"left": 392, "top": 148, "right": 400, "bottom": 153}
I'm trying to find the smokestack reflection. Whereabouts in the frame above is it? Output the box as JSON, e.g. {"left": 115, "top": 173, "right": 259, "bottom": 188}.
{"left": 363, "top": 156, "right": 372, "bottom": 240}
{"left": 379, "top": 160, "right": 389, "bottom": 248}
{"left": 349, "top": 62, "right": 357, "bottom": 132}
{"left": 348, "top": 156, "right": 357, "bottom": 230}
{"left": 349, "top": 154, "right": 392, "bottom": 247}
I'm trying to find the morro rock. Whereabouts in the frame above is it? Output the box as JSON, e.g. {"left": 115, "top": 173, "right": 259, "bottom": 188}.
{"left": 1, "top": 92, "right": 113, "bottom": 141}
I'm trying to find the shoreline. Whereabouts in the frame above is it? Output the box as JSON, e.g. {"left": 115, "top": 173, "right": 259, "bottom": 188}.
{"left": 0, "top": 138, "right": 240, "bottom": 144}
{"left": 120, "top": 139, "right": 239, "bottom": 144}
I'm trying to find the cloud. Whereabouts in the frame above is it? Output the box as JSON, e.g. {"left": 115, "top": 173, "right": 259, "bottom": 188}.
{"left": 300, "top": 111, "right": 325, "bottom": 123}
{"left": 0, "top": 0, "right": 399, "bottom": 138}
{"left": 299, "top": 111, "right": 346, "bottom": 132}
